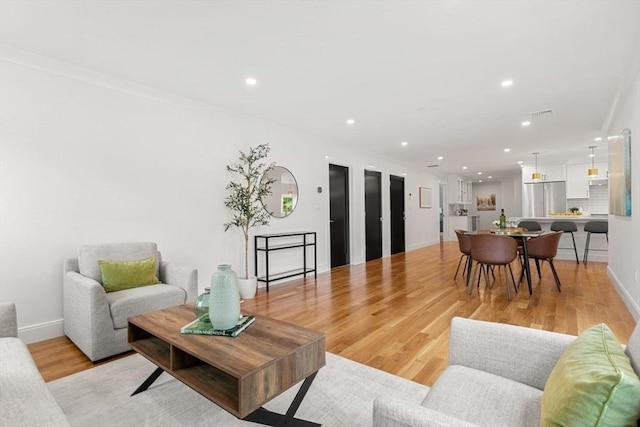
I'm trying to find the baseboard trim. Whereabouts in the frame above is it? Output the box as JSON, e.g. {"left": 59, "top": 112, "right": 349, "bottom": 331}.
{"left": 607, "top": 265, "right": 640, "bottom": 321}
{"left": 18, "top": 318, "right": 64, "bottom": 344}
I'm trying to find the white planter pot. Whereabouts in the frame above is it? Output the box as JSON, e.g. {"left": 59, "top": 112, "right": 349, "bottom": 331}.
{"left": 237, "top": 277, "right": 257, "bottom": 299}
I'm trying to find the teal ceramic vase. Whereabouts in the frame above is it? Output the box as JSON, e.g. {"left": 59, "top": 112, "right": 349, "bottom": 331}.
{"left": 209, "top": 264, "right": 240, "bottom": 330}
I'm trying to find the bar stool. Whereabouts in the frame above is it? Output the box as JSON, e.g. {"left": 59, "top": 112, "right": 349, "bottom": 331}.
{"left": 550, "top": 221, "right": 579, "bottom": 264}
{"left": 583, "top": 221, "right": 608, "bottom": 265}
{"left": 517, "top": 220, "right": 542, "bottom": 231}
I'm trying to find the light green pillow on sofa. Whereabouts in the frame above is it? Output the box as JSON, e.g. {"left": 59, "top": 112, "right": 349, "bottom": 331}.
{"left": 98, "top": 257, "right": 160, "bottom": 293}
{"left": 540, "top": 323, "right": 640, "bottom": 427}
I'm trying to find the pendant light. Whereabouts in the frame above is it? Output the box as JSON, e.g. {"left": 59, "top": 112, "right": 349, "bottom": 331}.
{"left": 588, "top": 146, "right": 599, "bottom": 178}
{"left": 532, "top": 152, "right": 541, "bottom": 181}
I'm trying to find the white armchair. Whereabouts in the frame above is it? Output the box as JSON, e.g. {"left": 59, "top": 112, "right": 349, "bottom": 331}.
{"left": 63, "top": 242, "right": 197, "bottom": 361}
{"left": 374, "top": 317, "right": 640, "bottom": 427}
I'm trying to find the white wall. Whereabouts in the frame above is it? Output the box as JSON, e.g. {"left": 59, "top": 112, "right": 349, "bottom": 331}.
{"left": 0, "top": 47, "right": 440, "bottom": 342}
{"left": 606, "top": 63, "right": 640, "bottom": 320}
{"left": 470, "top": 175, "right": 522, "bottom": 229}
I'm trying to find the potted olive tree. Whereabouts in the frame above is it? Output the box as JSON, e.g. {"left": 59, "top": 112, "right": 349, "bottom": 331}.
{"left": 224, "top": 143, "right": 274, "bottom": 299}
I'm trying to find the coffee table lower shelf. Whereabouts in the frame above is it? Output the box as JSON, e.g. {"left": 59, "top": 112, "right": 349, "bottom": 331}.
{"left": 131, "top": 366, "right": 320, "bottom": 427}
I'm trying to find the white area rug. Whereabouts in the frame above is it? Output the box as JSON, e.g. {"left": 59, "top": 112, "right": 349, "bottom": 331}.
{"left": 48, "top": 353, "right": 429, "bottom": 426}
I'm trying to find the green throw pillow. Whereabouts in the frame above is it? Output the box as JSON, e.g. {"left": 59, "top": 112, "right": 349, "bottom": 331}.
{"left": 540, "top": 323, "right": 640, "bottom": 427}
{"left": 98, "top": 256, "right": 160, "bottom": 293}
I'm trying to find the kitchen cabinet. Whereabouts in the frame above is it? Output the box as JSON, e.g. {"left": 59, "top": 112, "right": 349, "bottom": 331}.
{"left": 522, "top": 164, "right": 566, "bottom": 183}
{"left": 589, "top": 162, "right": 608, "bottom": 181}
{"left": 566, "top": 164, "right": 590, "bottom": 199}
{"left": 566, "top": 162, "right": 609, "bottom": 199}
{"left": 448, "top": 175, "right": 472, "bottom": 204}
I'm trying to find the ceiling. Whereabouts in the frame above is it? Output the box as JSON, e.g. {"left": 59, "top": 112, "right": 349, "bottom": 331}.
{"left": 1, "top": 1, "right": 639, "bottom": 180}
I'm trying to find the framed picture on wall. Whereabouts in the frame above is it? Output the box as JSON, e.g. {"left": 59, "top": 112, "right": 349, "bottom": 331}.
{"left": 609, "top": 128, "right": 632, "bottom": 217}
{"left": 419, "top": 187, "right": 432, "bottom": 208}
{"left": 477, "top": 193, "right": 496, "bottom": 211}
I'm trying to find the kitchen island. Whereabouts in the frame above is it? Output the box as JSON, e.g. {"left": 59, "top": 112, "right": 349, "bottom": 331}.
{"left": 518, "top": 215, "right": 608, "bottom": 263}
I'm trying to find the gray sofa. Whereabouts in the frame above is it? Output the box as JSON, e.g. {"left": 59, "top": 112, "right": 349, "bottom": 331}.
{"left": 374, "top": 317, "right": 640, "bottom": 427}
{"left": 0, "top": 302, "right": 70, "bottom": 426}
{"left": 63, "top": 242, "right": 198, "bottom": 361}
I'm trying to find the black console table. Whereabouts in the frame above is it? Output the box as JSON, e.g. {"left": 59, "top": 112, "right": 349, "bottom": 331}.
{"left": 254, "top": 232, "right": 317, "bottom": 292}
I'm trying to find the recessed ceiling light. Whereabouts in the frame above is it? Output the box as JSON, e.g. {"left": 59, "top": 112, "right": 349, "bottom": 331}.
{"left": 517, "top": 160, "right": 523, "bottom": 164}
{"left": 245, "top": 77, "right": 257, "bottom": 86}
{"left": 401, "top": 141, "right": 408, "bottom": 146}
{"left": 607, "top": 136, "right": 617, "bottom": 140}
{"left": 462, "top": 166, "right": 468, "bottom": 170}
{"left": 504, "top": 148, "right": 511, "bottom": 152}
{"left": 478, "top": 180, "right": 483, "bottom": 183}
{"left": 437, "top": 156, "right": 444, "bottom": 160}
{"left": 346, "top": 119, "right": 355, "bottom": 125}
{"left": 488, "top": 176, "right": 493, "bottom": 179}
{"left": 477, "top": 172, "right": 482, "bottom": 175}
{"left": 522, "top": 121, "right": 531, "bottom": 126}
{"left": 501, "top": 80, "right": 514, "bottom": 87}
{"left": 594, "top": 137, "right": 602, "bottom": 141}
{"left": 589, "top": 153, "right": 595, "bottom": 158}
{"left": 367, "top": 165, "right": 376, "bottom": 169}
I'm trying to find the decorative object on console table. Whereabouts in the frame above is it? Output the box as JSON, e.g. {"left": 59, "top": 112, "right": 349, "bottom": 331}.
{"left": 255, "top": 231, "right": 317, "bottom": 292}
{"left": 209, "top": 264, "right": 241, "bottom": 330}
{"left": 224, "top": 143, "right": 275, "bottom": 299}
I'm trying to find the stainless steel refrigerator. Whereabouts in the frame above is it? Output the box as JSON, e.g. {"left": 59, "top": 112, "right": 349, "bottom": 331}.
{"left": 522, "top": 181, "right": 567, "bottom": 217}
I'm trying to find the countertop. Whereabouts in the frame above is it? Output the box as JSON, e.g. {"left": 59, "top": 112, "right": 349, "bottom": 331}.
{"left": 519, "top": 215, "right": 608, "bottom": 223}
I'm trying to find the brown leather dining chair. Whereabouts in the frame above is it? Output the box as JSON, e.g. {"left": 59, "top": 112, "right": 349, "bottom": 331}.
{"left": 469, "top": 234, "right": 519, "bottom": 300}
{"left": 522, "top": 231, "right": 563, "bottom": 292}
{"left": 454, "top": 229, "right": 472, "bottom": 280}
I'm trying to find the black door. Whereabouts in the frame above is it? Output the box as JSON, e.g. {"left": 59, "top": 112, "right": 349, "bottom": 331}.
{"left": 329, "top": 164, "right": 350, "bottom": 268}
{"left": 390, "top": 175, "right": 405, "bottom": 254}
{"left": 365, "top": 170, "right": 383, "bottom": 261}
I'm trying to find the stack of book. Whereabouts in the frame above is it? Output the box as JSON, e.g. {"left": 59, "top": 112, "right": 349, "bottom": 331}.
{"left": 181, "top": 314, "right": 255, "bottom": 337}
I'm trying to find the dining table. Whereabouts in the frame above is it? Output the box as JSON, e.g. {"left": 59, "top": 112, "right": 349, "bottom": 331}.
{"left": 465, "top": 228, "right": 546, "bottom": 295}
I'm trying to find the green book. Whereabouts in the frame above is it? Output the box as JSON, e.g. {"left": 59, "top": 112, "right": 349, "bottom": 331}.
{"left": 180, "top": 314, "right": 255, "bottom": 337}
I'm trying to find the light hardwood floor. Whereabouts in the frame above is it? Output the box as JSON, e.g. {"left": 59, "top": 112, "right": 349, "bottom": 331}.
{"left": 28, "top": 240, "right": 636, "bottom": 385}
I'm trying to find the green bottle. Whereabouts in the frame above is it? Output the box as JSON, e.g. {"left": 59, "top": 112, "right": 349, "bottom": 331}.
{"left": 499, "top": 209, "right": 506, "bottom": 229}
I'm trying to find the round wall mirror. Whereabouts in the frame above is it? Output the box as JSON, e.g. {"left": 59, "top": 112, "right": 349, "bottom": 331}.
{"left": 261, "top": 166, "right": 298, "bottom": 218}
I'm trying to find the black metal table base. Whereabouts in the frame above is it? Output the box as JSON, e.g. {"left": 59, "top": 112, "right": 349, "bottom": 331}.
{"left": 131, "top": 366, "right": 164, "bottom": 396}
{"left": 132, "top": 368, "right": 320, "bottom": 426}
{"left": 243, "top": 372, "right": 320, "bottom": 427}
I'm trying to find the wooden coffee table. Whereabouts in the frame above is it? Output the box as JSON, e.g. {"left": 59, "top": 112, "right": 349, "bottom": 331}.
{"left": 127, "top": 304, "right": 325, "bottom": 426}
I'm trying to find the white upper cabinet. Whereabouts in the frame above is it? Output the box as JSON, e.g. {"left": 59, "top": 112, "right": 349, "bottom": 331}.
{"left": 589, "top": 162, "right": 609, "bottom": 181}
{"left": 566, "top": 164, "right": 590, "bottom": 198}
{"left": 522, "top": 164, "right": 566, "bottom": 183}
{"left": 447, "top": 175, "right": 472, "bottom": 204}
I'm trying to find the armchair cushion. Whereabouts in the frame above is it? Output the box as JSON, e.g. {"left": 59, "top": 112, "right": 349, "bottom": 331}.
{"left": 107, "top": 284, "right": 187, "bottom": 329}
{"left": 422, "top": 365, "right": 542, "bottom": 427}
{"left": 99, "top": 256, "right": 160, "bottom": 292}
{"left": 78, "top": 242, "right": 160, "bottom": 283}
{"left": 540, "top": 323, "right": 640, "bottom": 427}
